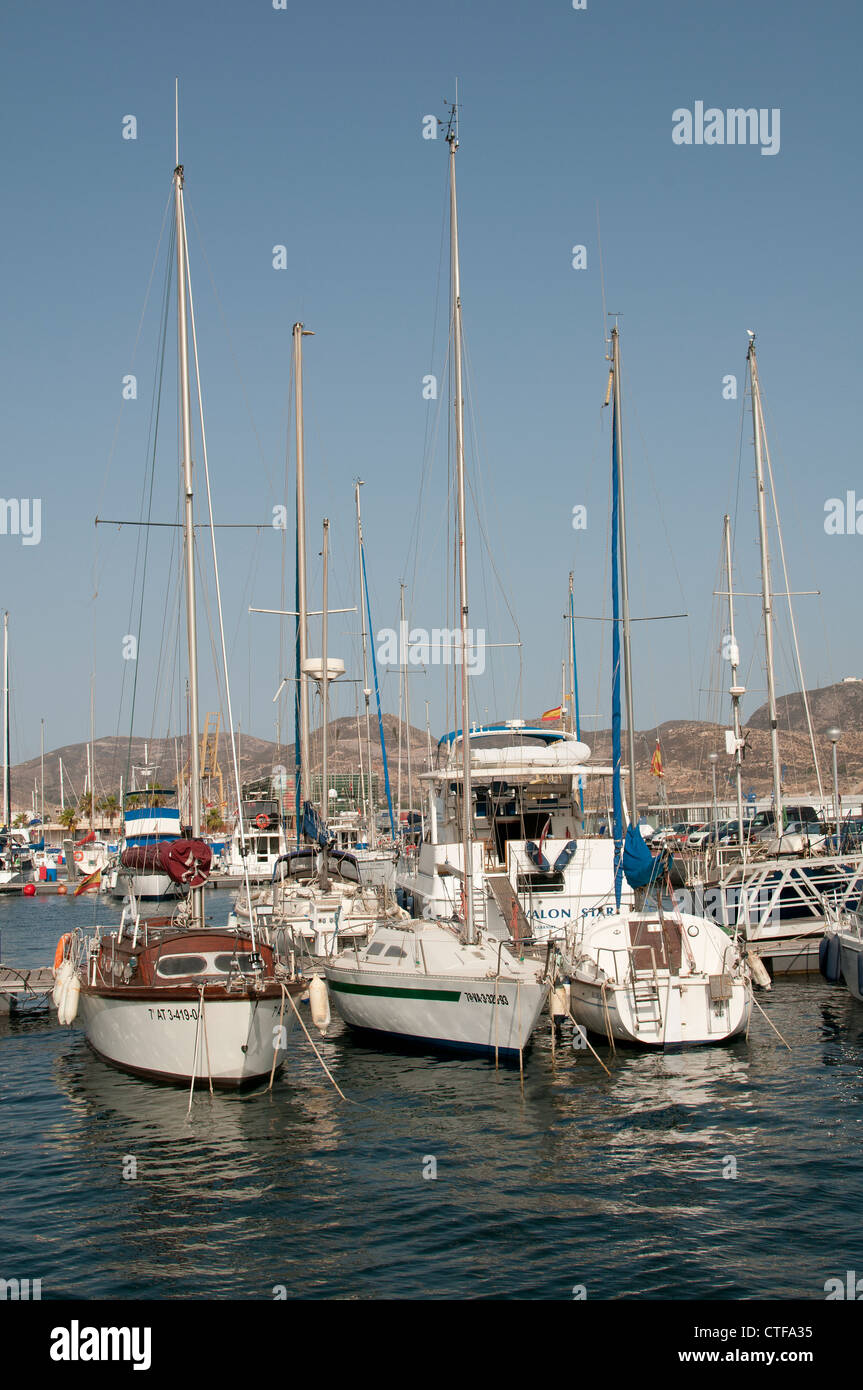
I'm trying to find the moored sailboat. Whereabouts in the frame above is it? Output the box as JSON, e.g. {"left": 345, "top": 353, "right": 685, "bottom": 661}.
{"left": 324, "top": 107, "right": 551, "bottom": 1056}
{"left": 559, "top": 324, "right": 751, "bottom": 1047}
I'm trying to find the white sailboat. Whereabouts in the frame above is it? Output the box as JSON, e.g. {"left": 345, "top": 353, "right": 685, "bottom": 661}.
{"left": 325, "top": 107, "right": 551, "bottom": 1057}
{"left": 559, "top": 324, "right": 751, "bottom": 1048}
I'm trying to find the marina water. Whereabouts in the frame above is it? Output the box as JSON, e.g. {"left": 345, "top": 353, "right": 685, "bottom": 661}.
{"left": 1, "top": 890, "right": 860, "bottom": 1300}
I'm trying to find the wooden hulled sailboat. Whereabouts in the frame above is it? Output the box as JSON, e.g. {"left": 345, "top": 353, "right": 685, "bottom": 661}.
{"left": 60, "top": 118, "right": 304, "bottom": 1087}
{"left": 324, "top": 108, "right": 551, "bottom": 1057}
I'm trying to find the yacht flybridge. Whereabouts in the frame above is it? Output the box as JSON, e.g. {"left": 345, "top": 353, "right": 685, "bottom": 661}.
{"left": 397, "top": 722, "right": 631, "bottom": 940}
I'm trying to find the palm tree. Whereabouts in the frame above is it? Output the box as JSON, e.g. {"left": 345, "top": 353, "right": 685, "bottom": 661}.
{"left": 59, "top": 806, "right": 78, "bottom": 833}
{"left": 100, "top": 794, "right": 120, "bottom": 831}
{"left": 13, "top": 812, "right": 28, "bottom": 828}
{"left": 205, "top": 806, "right": 224, "bottom": 834}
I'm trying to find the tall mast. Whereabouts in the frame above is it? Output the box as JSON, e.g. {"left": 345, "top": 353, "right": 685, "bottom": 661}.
{"left": 40, "top": 718, "right": 44, "bottom": 829}
{"left": 173, "top": 152, "right": 203, "bottom": 927}
{"left": 354, "top": 481, "right": 376, "bottom": 846}
{"left": 568, "top": 571, "right": 584, "bottom": 817}
{"left": 611, "top": 326, "right": 638, "bottom": 825}
{"left": 320, "top": 517, "right": 331, "bottom": 888}
{"left": 2, "top": 612, "right": 8, "bottom": 829}
{"left": 293, "top": 323, "right": 313, "bottom": 808}
{"left": 747, "top": 336, "right": 782, "bottom": 822}
{"left": 401, "top": 583, "right": 414, "bottom": 836}
{"left": 447, "top": 106, "right": 475, "bottom": 943}
{"left": 723, "top": 515, "right": 745, "bottom": 848}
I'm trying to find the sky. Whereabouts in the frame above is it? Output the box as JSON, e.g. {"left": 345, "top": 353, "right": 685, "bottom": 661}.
{"left": 1, "top": 0, "right": 861, "bottom": 771}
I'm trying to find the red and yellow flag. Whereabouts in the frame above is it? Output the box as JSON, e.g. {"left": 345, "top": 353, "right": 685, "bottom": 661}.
{"left": 650, "top": 740, "right": 664, "bottom": 777}
{"left": 74, "top": 867, "right": 102, "bottom": 896}
{"left": 541, "top": 705, "right": 564, "bottom": 722}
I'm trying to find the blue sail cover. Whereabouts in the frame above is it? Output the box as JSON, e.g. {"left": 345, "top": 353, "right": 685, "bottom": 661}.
{"left": 300, "top": 801, "right": 331, "bottom": 848}
{"left": 621, "top": 824, "right": 667, "bottom": 889}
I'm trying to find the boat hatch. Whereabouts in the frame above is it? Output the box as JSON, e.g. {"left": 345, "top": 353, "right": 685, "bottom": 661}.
{"left": 627, "top": 919, "right": 682, "bottom": 974}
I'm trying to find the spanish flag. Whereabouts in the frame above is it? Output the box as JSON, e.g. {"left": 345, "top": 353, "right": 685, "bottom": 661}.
{"left": 541, "top": 705, "right": 564, "bottom": 722}
{"left": 74, "top": 867, "right": 102, "bottom": 896}
{"left": 650, "top": 740, "right": 664, "bottom": 778}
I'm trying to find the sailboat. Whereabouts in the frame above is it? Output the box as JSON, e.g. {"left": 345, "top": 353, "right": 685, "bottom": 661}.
{"left": 63, "top": 115, "right": 305, "bottom": 1087}
{"left": 559, "top": 325, "right": 751, "bottom": 1048}
{"left": 324, "top": 108, "right": 551, "bottom": 1058}
{"left": 687, "top": 337, "right": 863, "bottom": 974}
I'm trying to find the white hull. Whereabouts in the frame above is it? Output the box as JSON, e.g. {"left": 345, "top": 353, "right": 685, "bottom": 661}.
{"left": 563, "top": 909, "right": 751, "bottom": 1048}
{"left": 325, "top": 923, "right": 549, "bottom": 1056}
{"left": 108, "top": 870, "right": 180, "bottom": 901}
{"left": 76, "top": 991, "right": 286, "bottom": 1086}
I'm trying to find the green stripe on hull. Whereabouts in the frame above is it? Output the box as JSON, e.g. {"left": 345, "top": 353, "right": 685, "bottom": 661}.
{"left": 329, "top": 980, "right": 462, "bottom": 1002}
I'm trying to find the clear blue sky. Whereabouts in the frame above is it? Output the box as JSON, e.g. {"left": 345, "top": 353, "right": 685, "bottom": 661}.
{"left": 1, "top": 0, "right": 860, "bottom": 768}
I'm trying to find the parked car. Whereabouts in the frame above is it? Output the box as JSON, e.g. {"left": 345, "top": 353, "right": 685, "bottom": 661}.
{"left": 686, "top": 821, "right": 730, "bottom": 847}
{"left": 717, "top": 819, "right": 759, "bottom": 846}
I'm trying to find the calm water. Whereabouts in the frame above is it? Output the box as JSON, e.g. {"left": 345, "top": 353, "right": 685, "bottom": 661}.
{"left": 1, "top": 889, "right": 862, "bottom": 1301}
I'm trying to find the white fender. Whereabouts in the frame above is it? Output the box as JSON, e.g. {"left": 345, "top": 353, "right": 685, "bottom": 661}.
{"left": 550, "top": 985, "right": 569, "bottom": 1019}
{"left": 61, "top": 973, "right": 81, "bottom": 1026}
{"left": 746, "top": 951, "right": 772, "bottom": 991}
{"left": 309, "top": 973, "right": 331, "bottom": 1033}
{"left": 52, "top": 959, "right": 73, "bottom": 1009}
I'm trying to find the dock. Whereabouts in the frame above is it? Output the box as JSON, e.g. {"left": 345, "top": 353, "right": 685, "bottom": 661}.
{"left": 0, "top": 964, "right": 55, "bottom": 1013}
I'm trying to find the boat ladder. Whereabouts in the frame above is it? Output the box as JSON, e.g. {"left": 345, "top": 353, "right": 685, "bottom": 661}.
{"left": 629, "top": 951, "right": 663, "bottom": 1030}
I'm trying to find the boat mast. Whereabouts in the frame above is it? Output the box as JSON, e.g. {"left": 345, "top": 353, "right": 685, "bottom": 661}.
{"left": 354, "top": 481, "right": 376, "bottom": 845}
{"left": 610, "top": 325, "right": 638, "bottom": 826}
{"left": 293, "top": 323, "right": 313, "bottom": 809}
{"left": 173, "top": 151, "right": 204, "bottom": 927}
{"left": 2, "top": 612, "right": 8, "bottom": 829}
{"left": 747, "top": 335, "right": 782, "bottom": 823}
{"left": 568, "top": 571, "right": 584, "bottom": 817}
{"left": 320, "top": 517, "right": 331, "bottom": 888}
{"left": 447, "top": 105, "right": 476, "bottom": 943}
{"left": 401, "top": 583, "right": 414, "bottom": 837}
{"left": 723, "top": 514, "right": 746, "bottom": 848}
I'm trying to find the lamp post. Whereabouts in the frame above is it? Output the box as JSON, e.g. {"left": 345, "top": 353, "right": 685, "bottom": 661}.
{"left": 709, "top": 752, "right": 719, "bottom": 845}
{"left": 826, "top": 727, "right": 841, "bottom": 853}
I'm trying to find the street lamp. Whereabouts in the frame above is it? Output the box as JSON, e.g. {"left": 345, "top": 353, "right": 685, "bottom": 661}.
{"left": 708, "top": 752, "right": 719, "bottom": 844}
{"left": 826, "top": 727, "right": 841, "bottom": 852}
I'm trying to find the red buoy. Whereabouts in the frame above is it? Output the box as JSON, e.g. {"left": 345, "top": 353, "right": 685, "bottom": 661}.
{"left": 22, "top": 883, "right": 36, "bottom": 897}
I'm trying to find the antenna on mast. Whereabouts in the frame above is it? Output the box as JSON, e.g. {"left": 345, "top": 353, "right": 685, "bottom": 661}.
{"left": 443, "top": 82, "right": 459, "bottom": 145}
{"left": 174, "top": 77, "right": 179, "bottom": 168}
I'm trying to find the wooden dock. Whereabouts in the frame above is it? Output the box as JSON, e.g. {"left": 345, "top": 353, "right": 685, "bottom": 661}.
{"left": 0, "top": 964, "right": 55, "bottom": 1012}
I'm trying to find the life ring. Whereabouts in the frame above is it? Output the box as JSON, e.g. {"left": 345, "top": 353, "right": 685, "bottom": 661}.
{"left": 255, "top": 814, "right": 269, "bottom": 830}
{"left": 54, "top": 933, "right": 73, "bottom": 971}
{"left": 73, "top": 850, "right": 84, "bottom": 863}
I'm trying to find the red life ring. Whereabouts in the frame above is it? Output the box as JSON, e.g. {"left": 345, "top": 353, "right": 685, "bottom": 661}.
{"left": 73, "top": 850, "right": 84, "bottom": 863}
{"left": 255, "top": 813, "right": 269, "bottom": 830}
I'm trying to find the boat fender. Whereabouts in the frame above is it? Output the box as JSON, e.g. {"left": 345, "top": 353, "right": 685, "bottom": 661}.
{"left": 746, "top": 950, "right": 772, "bottom": 990}
{"left": 61, "top": 973, "right": 80, "bottom": 1026}
{"left": 52, "top": 958, "right": 73, "bottom": 1008}
{"left": 549, "top": 985, "right": 568, "bottom": 1019}
{"left": 309, "top": 974, "right": 330, "bottom": 1033}
{"left": 857, "top": 953, "right": 863, "bottom": 1001}
{"left": 819, "top": 934, "right": 842, "bottom": 983}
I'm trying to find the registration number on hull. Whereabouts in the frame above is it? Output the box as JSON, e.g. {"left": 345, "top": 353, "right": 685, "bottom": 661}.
{"left": 146, "top": 1007, "right": 199, "bottom": 1022}
{"left": 464, "top": 992, "right": 510, "bottom": 1006}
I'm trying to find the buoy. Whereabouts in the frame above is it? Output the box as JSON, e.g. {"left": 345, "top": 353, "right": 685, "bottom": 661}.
{"left": 309, "top": 974, "right": 331, "bottom": 1033}
{"left": 56, "top": 884, "right": 67, "bottom": 895}
{"left": 746, "top": 950, "right": 772, "bottom": 990}
{"left": 255, "top": 813, "right": 269, "bottom": 829}
{"left": 22, "top": 883, "right": 36, "bottom": 897}
{"left": 73, "top": 850, "right": 84, "bottom": 863}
